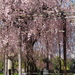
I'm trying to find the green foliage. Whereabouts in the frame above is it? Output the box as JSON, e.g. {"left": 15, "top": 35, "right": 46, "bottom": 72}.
{"left": 14, "top": 61, "right": 18, "bottom": 68}
{"left": 66, "top": 59, "right": 73, "bottom": 70}
{"left": 52, "top": 56, "right": 74, "bottom": 70}
{"left": 0, "top": 63, "right": 3, "bottom": 69}
{"left": 0, "top": 55, "right": 4, "bottom": 69}
{"left": 52, "top": 56, "right": 60, "bottom": 70}
{"left": 22, "top": 62, "right": 24, "bottom": 68}
{"left": 40, "top": 58, "right": 43, "bottom": 62}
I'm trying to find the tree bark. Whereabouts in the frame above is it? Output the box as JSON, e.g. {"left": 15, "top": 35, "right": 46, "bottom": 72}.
{"left": 18, "top": 52, "right": 22, "bottom": 75}
{"left": 61, "top": 11, "right": 67, "bottom": 75}
{"left": 8, "top": 59, "right": 13, "bottom": 75}
{"left": 4, "top": 54, "right": 8, "bottom": 75}
{"left": 18, "top": 27, "right": 22, "bottom": 75}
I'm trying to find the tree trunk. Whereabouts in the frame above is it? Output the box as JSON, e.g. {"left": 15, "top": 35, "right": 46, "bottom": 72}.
{"left": 58, "top": 32, "right": 61, "bottom": 73}
{"left": 61, "top": 11, "right": 67, "bottom": 75}
{"left": 4, "top": 54, "right": 8, "bottom": 75}
{"left": 18, "top": 27, "right": 22, "bottom": 75}
{"left": 18, "top": 50, "right": 22, "bottom": 75}
{"left": 12, "top": 60, "right": 14, "bottom": 75}
{"left": 8, "top": 59, "right": 13, "bottom": 75}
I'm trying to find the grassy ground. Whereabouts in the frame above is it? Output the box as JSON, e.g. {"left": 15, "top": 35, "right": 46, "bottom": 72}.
{"left": 0, "top": 74, "right": 3, "bottom": 75}
{"left": 0, "top": 73, "right": 18, "bottom": 75}
{"left": 0, "top": 73, "right": 74, "bottom": 75}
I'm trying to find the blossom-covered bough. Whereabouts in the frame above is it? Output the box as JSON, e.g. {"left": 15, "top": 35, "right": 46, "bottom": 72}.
{"left": 0, "top": 0, "right": 75, "bottom": 75}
